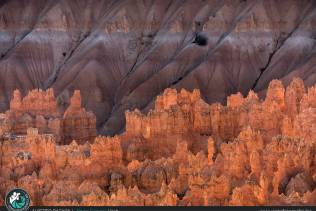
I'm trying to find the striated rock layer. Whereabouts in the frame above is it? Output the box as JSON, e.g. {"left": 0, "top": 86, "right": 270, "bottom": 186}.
{"left": 0, "top": 78, "right": 316, "bottom": 206}
{"left": 1, "top": 0, "right": 316, "bottom": 136}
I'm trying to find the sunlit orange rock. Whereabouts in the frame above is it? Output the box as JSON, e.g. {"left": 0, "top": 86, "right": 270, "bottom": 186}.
{"left": 207, "top": 137, "right": 215, "bottom": 165}
{"left": 9, "top": 89, "right": 59, "bottom": 117}
{"left": 0, "top": 78, "right": 316, "bottom": 206}
{"left": 285, "top": 78, "right": 305, "bottom": 119}
{"left": 264, "top": 79, "right": 285, "bottom": 111}
{"left": 90, "top": 136, "right": 123, "bottom": 167}
{"left": 63, "top": 90, "right": 97, "bottom": 144}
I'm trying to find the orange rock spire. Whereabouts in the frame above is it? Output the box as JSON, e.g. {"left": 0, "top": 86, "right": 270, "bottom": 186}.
{"left": 1, "top": 78, "right": 316, "bottom": 206}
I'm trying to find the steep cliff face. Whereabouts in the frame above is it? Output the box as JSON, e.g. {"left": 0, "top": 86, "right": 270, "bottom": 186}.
{"left": 0, "top": 78, "right": 316, "bottom": 206}
{"left": 0, "top": 0, "right": 316, "bottom": 135}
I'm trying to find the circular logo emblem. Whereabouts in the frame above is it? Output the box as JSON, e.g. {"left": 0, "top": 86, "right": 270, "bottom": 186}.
{"left": 5, "top": 188, "right": 30, "bottom": 211}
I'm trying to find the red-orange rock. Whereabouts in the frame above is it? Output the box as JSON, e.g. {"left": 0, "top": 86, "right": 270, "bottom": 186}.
{"left": 10, "top": 89, "right": 59, "bottom": 117}
{"left": 264, "top": 80, "right": 285, "bottom": 111}
{"left": 63, "top": 90, "right": 96, "bottom": 144}
{"left": 300, "top": 85, "right": 316, "bottom": 110}
{"left": 90, "top": 136, "right": 123, "bottom": 167}
{"left": 230, "top": 184, "right": 260, "bottom": 206}
{"left": 1, "top": 89, "right": 96, "bottom": 144}
{"left": 207, "top": 137, "right": 215, "bottom": 165}
{"left": 285, "top": 78, "right": 306, "bottom": 119}
{"left": 0, "top": 78, "right": 316, "bottom": 206}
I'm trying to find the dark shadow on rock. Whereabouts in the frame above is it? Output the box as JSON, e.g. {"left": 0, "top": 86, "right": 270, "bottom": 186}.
{"left": 193, "top": 33, "right": 208, "bottom": 46}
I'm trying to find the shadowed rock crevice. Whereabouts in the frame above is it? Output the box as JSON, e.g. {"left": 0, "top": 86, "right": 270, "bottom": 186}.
{"left": 251, "top": 35, "right": 282, "bottom": 90}
{"left": 193, "top": 33, "right": 208, "bottom": 46}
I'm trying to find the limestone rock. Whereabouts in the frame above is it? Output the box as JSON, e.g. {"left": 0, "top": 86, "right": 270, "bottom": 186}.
{"left": 0, "top": 78, "right": 316, "bottom": 206}
{"left": 285, "top": 78, "right": 306, "bottom": 119}
{"left": 63, "top": 90, "right": 96, "bottom": 144}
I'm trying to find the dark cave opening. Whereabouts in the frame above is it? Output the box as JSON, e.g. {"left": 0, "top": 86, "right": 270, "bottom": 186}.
{"left": 193, "top": 33, "right": 208, "bottom": 46}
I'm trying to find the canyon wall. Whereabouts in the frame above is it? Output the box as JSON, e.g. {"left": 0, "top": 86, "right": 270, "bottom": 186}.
{"left": 0, "top": 0, "right": 316, "bottom": 135}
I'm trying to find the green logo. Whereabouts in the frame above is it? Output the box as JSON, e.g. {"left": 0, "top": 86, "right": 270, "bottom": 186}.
{"left": 5, "top": 188, "right": 30, "bottom": 211}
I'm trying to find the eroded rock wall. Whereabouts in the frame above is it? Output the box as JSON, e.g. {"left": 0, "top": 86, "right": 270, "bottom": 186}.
{"left": 0, "top": 78, "right": 316, "bottom": 206}
{"left": 0, "top": 89, "right": 96, "bottom": 144}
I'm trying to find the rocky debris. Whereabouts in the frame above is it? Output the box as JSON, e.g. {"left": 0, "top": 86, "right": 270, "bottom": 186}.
{"left": 0, "top": 78, "right": 316, "bottom": 205}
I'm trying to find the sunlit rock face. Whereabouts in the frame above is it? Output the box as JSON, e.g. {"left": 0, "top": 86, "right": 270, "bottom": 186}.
{"left": 0, "top": 0, "right": 316, "bottom": 135}
{"left": 1, "top": 78, "right": 316, "bottom": 206}
{"left": 0, "top": 89, "right": 96, "bottom": 144}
